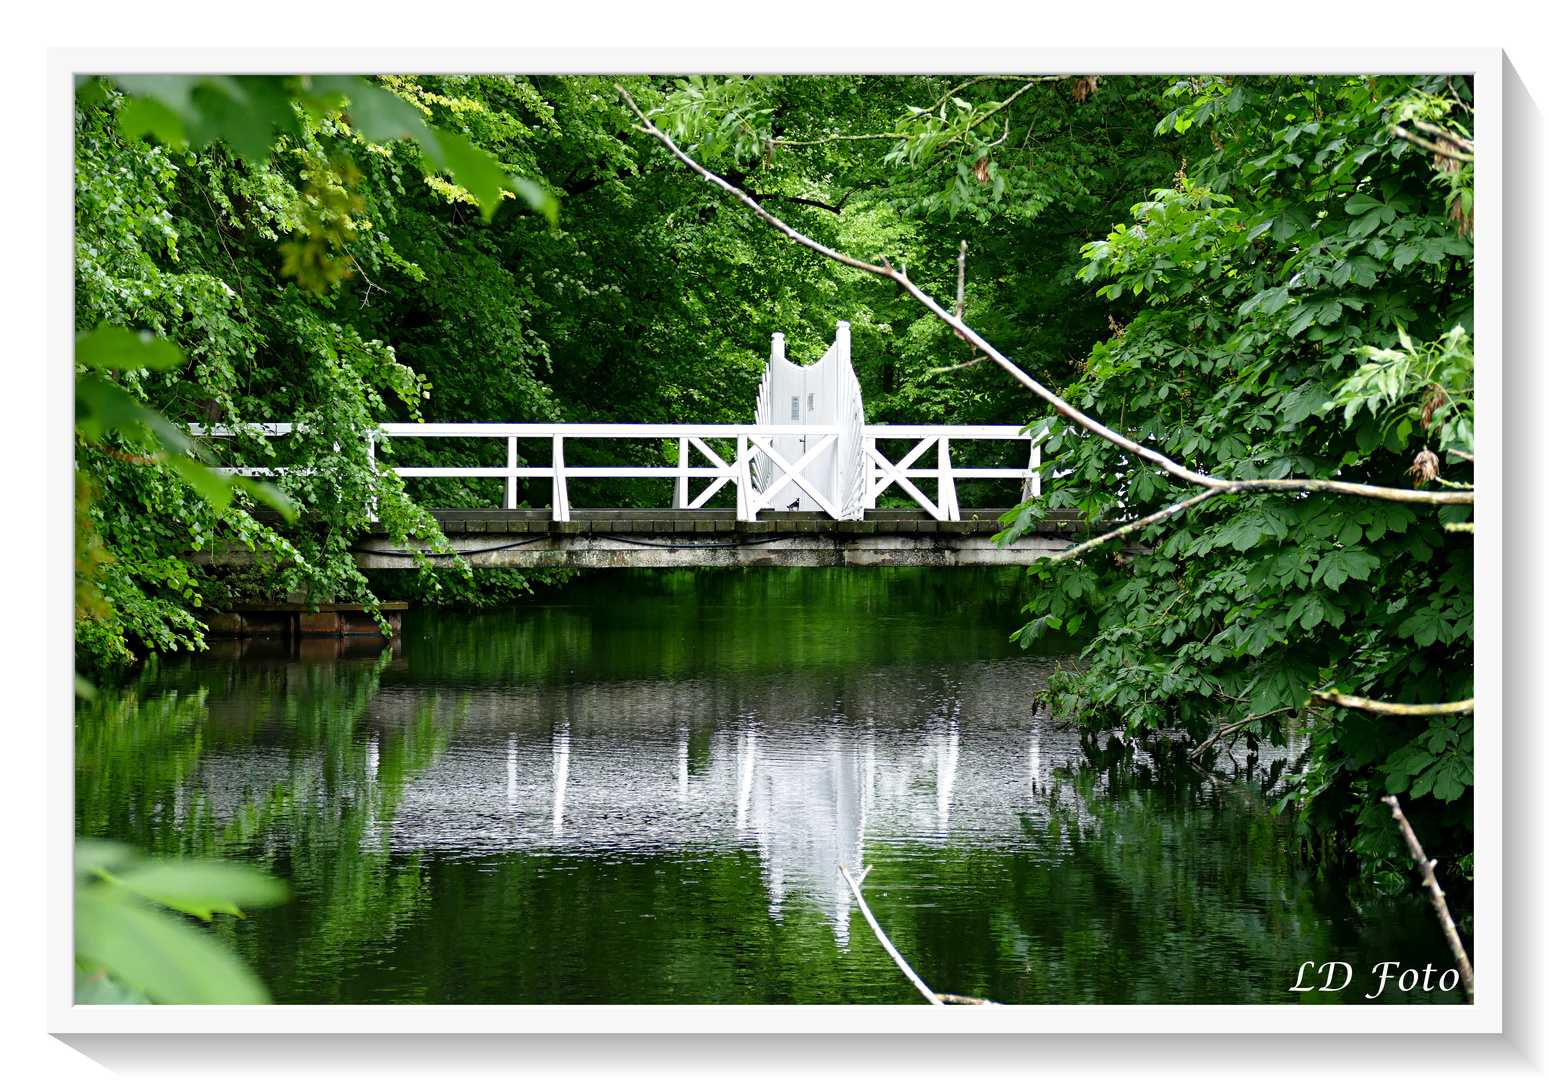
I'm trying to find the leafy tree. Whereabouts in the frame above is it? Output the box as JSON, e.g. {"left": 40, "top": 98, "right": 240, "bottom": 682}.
{"left": 647, "top": 74, "right": 1190, "bottom": 500}
{"left": 1004, "top": 75, "right": 1475, "bottom": 890}
{"left": 73, "top": 73, "right": 564, "bottom": 666}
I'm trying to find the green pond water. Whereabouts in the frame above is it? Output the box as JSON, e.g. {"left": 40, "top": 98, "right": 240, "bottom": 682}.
{"left": 76, "top": 568, "right": 1467, "bottom": 1005}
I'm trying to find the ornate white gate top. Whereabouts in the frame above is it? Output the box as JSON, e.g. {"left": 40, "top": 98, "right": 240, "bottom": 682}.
{"left": 751, "top": 322, "right": 867, "bottom": 520}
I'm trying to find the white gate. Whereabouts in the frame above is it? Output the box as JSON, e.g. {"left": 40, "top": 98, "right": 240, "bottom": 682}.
{"left": 751, "top": 322, "right": 867, "bottom": 520}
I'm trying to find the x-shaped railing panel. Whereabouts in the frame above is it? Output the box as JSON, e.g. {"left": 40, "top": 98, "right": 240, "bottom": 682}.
{"left": 744, "top": 433, "right": 841, "bottom": 519}
{"left": 866, "top": 437, "right": 947, "bottom": 520}
{"left": 685, "top": 435, "right": 736, "bottom": 510}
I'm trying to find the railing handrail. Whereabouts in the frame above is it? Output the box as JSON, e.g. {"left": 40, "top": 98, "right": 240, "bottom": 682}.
{"left": 188, "top": 421, "right": 1041, "bottom": 522}
{"left": 192, "top": 422, "right": 1036, "bottom": 439}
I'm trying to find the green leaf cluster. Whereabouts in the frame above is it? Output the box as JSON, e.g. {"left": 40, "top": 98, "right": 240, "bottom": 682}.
{"left": 75, "top": 839, "right": 288, "bottom": 1004}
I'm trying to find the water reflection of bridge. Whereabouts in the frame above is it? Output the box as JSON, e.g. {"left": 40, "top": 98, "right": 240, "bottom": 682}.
{"left": 373, "top": 663, "right": 1077, "bottom": 947}
{"left": 184, "top": 648, "right": 1298, "bottom": 951}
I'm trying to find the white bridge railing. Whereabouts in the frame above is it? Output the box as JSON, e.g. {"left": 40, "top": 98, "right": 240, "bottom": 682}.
{"left": 190, "top": 423, "right": 1040, "bottom": 523}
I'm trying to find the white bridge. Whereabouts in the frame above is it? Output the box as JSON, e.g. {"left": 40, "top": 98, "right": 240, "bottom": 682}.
{"left": 192, "top": 323, "right": 1090, "bottom": 568}
{"left": 195, "top": 322, "right": 1038, "bottom": 523}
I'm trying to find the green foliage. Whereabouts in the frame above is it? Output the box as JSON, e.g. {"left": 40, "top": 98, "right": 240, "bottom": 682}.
{"left": 1000, "top": 75, "right": 1474, "bottom": 887}
{"left": 88, "top": 74, "right": 557, "bottom": 225}
{"left": 74, "top": 77, "right": 476, "bottom": 667}
{"left": 75, "top": 325, "right": 297, "bottom": 517}
{"left": 1332, "top": 324, "right": 1473, "bottom": 458}
{"left": 653, "top": 75, "right": 785, "bottom": 164}
{"left": 75, "top": 839, "right": 288, "bottom": 1004}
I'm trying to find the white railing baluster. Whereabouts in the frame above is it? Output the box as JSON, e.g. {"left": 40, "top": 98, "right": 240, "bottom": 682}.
{"left": 937, "top": 436, "right": 959, "bottom": 521}
{"left": 862, "top": 434, "right": 878, "bottom": 510}
{"left": 552, "top": 435, "right": 569, "bottom": 522}
{"left": 506, "top": 435, "right": 520, "bottom": 510}
{"left": 673, "top": 436, "right": 689, "bottom": 509}
{"left": 366, "top": 429, "right": 379, "bottom": 521}
{"left": 736, "top": 433, "right": 750, "bottom": 520}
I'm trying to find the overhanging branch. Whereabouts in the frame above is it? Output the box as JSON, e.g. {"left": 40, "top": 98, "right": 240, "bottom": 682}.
{"left": 617, "top": 86, "right": 1473, "bottom": 510}
{"left": 1310, "top": 692, "right": 1475, "bottom": 716}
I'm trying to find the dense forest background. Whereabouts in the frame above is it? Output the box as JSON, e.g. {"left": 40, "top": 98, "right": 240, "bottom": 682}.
{"left": 74, "top": 73, "right": 1473, "bottom": 897}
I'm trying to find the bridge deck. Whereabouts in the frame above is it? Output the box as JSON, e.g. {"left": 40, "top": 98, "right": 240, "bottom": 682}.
{"left": 340, "top": 508, "right": 1110, "bottom": 569}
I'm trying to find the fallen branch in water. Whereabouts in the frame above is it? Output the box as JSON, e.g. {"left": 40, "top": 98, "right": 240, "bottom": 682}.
{"left": 936, "top": 993, "right": 999, "bottom": 1005}
{"left": 1382, "top": 795, "right": 1474, "bottom": 1004}
{"left": 839, "top": 863, "right": 944, "bottom": 1005}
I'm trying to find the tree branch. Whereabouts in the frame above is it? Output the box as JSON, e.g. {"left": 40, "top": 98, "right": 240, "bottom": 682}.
{"left": 1015, "top": 487, "right": 1222, "bottom": 565}
{"left": 927, "top": 356, "right": 989, "bottom": 375}
{"left": 839, "top": 864, "right": 944, "bottom": 1005}
{"left": 617, "top": 86, "right": 1474, "bottom": 510}
{"left": 770, "top": 132, "right": 909, "bottom": 148}
{"left": 1382, "top": 795, "right": 1474, "bottom": 1004}
{"left": 723, "top": 169, "right": 871, "bottom": 216}
{"left": 961, "top": 80, "right": 1046, "bottom": 140}
{"left": 1187, "top": 707, "right": 1296, "bottom": 762}
{"left": 1390, "top": 124, "right": 1475, "bottom": 162}
{"left": 955, "top": 238, "right": 967, "bottom": 322}
{"left": 562, "top": 167, "right": 632, "bottom": 198}
{"left": 928, "top": 75, "right": 1066, "bottom": 112}
{"left": 749, "top": 191, "right": 856, "bottom": 216}
{"left": 1309, "top": 692, "right": 1475, "bottom": 716}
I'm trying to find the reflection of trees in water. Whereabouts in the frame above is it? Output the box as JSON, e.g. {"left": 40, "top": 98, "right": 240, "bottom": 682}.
{"left": 956, "top": 737, "right": 1464, "bottom": 1004}
{"left": 75, "top": 643, "right": 461, "bottom": 1000}
{"left": 390, "top": 567, "right": 1042, "bottom": 689}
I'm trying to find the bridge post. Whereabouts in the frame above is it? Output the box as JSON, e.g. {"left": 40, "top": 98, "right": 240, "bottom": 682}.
{"left": 366, "top": 430, "right": 379, "bottom": 521}
{"left": 505, "top": 435, "right": 520, "bottom": 510}
{"left": 735, "top": 433, "right": 750, "bottom": 520}
{"left": 552, "top": 435, "right": 569, "bottom": 522}
{"left": 862, "top": 434, "right": 878, "bottom": 509}
{"left": 1023, "top": 440, "right": 1041, "bottom": 502}
{"left": 672, "top": 436, "right": 689, "bottom": 509}
{"left": 937, "top": 436, "right": 960, "bottom": 521}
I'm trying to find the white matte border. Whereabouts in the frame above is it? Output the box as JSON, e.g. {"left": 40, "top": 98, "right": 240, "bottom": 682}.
{"left": 47, "top": 45, "right": 1506, "bottom": 1042}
